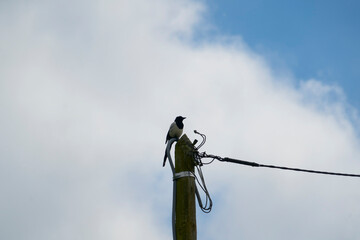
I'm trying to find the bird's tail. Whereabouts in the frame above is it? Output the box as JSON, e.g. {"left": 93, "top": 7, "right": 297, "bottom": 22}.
{"left": 163, "top": 148, "right": 167, "bottom": 167}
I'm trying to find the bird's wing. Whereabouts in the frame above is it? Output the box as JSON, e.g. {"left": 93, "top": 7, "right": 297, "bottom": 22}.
{"left": 165, "top": 122, "right": 175, "bottom": 143}
{"left": 165, "top": 131, "right": 170, "bottom": 143}
{"left": 168, "top": 122, "right": 182, "bottom": 139}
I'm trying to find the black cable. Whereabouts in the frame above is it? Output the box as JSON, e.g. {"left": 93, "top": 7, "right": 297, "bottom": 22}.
{"left": 191, "top": 129, "right": 360, "bottom": 217}
{"left": 193, "top": 131, "right": 360, "bottom": 178}
{"left": 192, "top": 146, "right": 213, "bottom": 213}
{"left": 219, "top": 157, "right": 360, "bottom": 177}
{"left": 194, "top": 164, "right": 212, "bottom": 213}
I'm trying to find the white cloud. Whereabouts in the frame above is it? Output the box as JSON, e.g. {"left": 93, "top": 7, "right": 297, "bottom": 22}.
{"left": 1, "top": 0, "right": 360, "bottom": 239}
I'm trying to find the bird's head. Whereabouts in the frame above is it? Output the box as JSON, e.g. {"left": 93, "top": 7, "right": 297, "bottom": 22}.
{"left": 175, "top": 116, "right": 186, "bottom": 123}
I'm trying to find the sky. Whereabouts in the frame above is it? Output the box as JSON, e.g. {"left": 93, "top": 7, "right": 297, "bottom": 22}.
{"left": 1, "top": 0, "right": 360, "bottom": 239}
{"left": 206, "top": 0, "right": 360, "bottom": 107}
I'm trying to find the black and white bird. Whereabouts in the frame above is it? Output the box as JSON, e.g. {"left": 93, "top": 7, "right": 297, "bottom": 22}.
{"left": 163, "top": 116, "right": 186, "bottom": 167}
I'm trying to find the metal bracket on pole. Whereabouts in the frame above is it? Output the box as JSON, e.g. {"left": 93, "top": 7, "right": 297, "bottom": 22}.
{"left": 173, "top": 171, "right": 194, "bottom": 181}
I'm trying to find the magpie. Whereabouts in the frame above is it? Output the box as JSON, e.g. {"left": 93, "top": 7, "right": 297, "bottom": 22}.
{"left": 163, "top": 116, "right": 186, "bottom": 167}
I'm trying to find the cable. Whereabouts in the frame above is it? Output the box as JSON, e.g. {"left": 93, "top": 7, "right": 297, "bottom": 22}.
{"left": 192, "top": 148, "right": 213, "bottom": 213}
{"left": 193, "top": 131, "right": 360, "bottom": 178}
{"left": 204, "top": 155, "right": 360, "bottom": 177}
{"left": 194, "top": 163, "right": 213, "bottom": 213}
{"left": 259, "top": 163, "right": 360, "bottom": 177}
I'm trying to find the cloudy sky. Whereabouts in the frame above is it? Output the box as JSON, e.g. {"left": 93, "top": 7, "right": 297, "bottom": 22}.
{"left": 1, "top": 0, "right": 360, "bottom": 239}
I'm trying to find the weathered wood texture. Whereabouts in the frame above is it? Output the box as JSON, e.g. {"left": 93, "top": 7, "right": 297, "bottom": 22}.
{"left": 175, "top": 134, "right": 197, "bottom": 240}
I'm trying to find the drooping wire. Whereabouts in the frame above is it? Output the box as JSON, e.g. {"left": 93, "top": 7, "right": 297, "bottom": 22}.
{"left": 194, "top": 164, "right": 212, "bottom": 213}
{"left": 193, "top": 130, "right": 213, "bottom": 213}
{"left": 201, "top": 157, "right": 216, "bottom": 165}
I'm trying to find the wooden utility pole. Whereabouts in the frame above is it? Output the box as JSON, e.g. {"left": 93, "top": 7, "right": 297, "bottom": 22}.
{"left": 174, "top": 134, "right": 197, "bottom": 240}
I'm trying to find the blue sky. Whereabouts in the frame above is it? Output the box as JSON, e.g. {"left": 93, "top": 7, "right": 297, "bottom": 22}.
{"left": 206, "top": 0, "right": 360, "bottom": 106}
